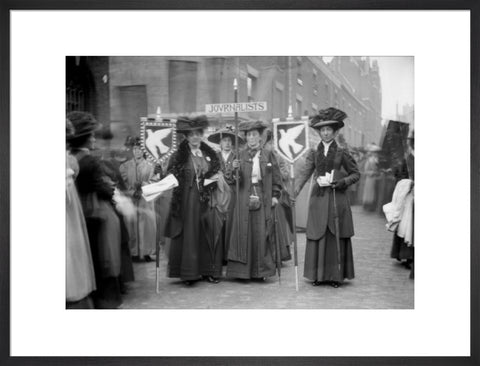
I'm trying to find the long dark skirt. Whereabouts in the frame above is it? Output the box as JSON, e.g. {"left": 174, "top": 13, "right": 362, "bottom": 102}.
{"left": 390, "top": 234, "right": 414, "bottom": 261}
{"left": 226, "top": 205, "right": 276, "bottom": 280}
{"left": 168, "top": 185, "right": 222, "bottom": 280}
{"left": 304, "top": 230, "right": 355, "bottom": 283}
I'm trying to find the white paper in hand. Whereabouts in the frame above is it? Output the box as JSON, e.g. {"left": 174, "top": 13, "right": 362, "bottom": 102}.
{"left": 204, "top": 173, "right": 220, "bottom": 186}
{"left": 142, "top": 174, "right": 179, "bottom": 202}
{"left": 316, "top": 170, "right": 333, "bottom": 187}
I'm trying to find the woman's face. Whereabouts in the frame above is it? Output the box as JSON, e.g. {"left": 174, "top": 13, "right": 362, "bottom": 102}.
{"left": 133, "top": 146, "right": 143, "bottom": 159}
{"left": 220, "top": 136, "right": 233, "bottom": 152}
{"left": 186, "top": 129, "right": 204, "bottom": 147}
{"left": 246, "top": 130, "right": 261, "bottom": 148}
{"left": 86, "top": 134, "right": 96, "bottom": 150}
{"left": 318, "top": 126, "right": 336, "bottom": 143}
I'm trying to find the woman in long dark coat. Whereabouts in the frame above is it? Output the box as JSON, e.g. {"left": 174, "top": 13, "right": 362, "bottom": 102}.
{"left": 165, "top": 116, "right": 222, "bottom": 285}
{"left": 226, "top": 121, "right": 282, "bottom": 280}
{"left": 295, "top": 108, "right": 360, "bottom": 288}
{"left": 207, "top": 126, "right": 244, "bottom": 264}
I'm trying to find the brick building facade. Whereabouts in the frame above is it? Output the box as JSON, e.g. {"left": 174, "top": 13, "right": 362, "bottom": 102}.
{"left": 66, "top": 56, "right": 382, "bottom": 148}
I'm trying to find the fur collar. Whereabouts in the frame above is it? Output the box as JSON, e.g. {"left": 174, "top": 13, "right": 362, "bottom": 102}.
{"left": 168, "top": 140, "right": 220, "bottom": 217}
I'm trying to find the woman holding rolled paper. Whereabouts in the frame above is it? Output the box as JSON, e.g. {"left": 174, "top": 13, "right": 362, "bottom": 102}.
{"left": 294, "top": 108, "right": 360, "bottom": 288}
{"left": 165, "top": 116, "right": 222, "bottom": 285}
{"left": 226, "top": 120, "right": 282, "bottom": 281}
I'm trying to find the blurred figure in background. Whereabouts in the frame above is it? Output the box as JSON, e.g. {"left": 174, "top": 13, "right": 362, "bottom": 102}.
{"left": 68, "top": 111, "right": 123, "bottom": 309}
{"left": 362, "top": 143, "right": 381, "bottom": 211}
{"left": 66, "top": 118, "right": 96, "bottom": 309}
{"left": 389, "top": 131, "right": 415, "bottom": 275}
{"left": 120, "top": 137, "right": 157, "bottom": 262}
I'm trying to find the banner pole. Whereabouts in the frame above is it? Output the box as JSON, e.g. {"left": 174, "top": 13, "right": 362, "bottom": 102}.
{"left": 290, "top": 163, "right": 299, "bottom": 292}
{"left": 233, "top": 78, "right": 240, "bottom": 257}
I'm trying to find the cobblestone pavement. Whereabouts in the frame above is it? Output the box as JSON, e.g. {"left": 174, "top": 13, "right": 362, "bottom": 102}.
{"left": 120, "top": 206, "right": 414, "bottom": 309}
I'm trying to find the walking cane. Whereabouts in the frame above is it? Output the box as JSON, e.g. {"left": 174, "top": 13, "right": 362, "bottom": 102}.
{"left": 332, "top": 182, "right": 342, "bottom": 273}
{"left": 134, "top": 161, "right": 141, "bottom": 261}
{"left": 273, "top": 205, "right": 282, "bottom": 285}
{"left": 155, "top": 238, "right": 160, "bottom": 293}
{"left": 290, "top": 164, "right": 299, "bottom": 292}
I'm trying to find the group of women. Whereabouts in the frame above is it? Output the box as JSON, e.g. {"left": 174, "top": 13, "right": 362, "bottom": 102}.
{"left": 67, "top": 106, "right": 368, "bottom": 311}
{"left": 163, "top": 107, "right": 359, "bottom": 288}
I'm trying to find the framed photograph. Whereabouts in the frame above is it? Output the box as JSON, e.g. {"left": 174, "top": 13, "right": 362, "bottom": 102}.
{"left": 1, "top": 1, "right": 478, "bottom": 365}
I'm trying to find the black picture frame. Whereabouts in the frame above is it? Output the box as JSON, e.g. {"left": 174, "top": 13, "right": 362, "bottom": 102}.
{"left": 1, "top": 1, "right": 478, "bottom": 365}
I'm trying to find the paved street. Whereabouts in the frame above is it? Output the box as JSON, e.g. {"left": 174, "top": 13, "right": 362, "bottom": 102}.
{"left": 120, "top": 205, "right": 414, "bottom": 309}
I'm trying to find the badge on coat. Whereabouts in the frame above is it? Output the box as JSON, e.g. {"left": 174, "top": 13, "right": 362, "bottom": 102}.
{"left": 140, "top": 117, "right": 178, "bottom": 164}
{"left": 272, "top": 117, "right": 310, "bottom": 163}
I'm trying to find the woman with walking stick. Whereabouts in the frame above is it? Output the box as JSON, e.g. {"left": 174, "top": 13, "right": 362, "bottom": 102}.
{"left": 294, "top": 108, "right": 360, "bottom": 288}
{"left": 226, "top": 120, "right": 282, "bottom": 281}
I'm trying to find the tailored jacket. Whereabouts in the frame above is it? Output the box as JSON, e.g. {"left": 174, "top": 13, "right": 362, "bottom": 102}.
{"left": 295, "top": 140, "right": 360, "bottom": 240}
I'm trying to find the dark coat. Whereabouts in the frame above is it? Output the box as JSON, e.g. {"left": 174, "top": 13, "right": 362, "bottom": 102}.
{"left": 165, "top": 140, "right": 220, "bottom": 239}
{"left": 295, "top": 140, "right": 360, "bottom": 240}
{"left": 227, "top": 147, "right": 282, "bottom": 264}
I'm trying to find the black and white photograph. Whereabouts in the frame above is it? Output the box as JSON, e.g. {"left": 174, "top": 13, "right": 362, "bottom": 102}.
{"left": 66, "top": 55, "right": 415, "bottom": 309}
{"left": 6, "top": 8, "right": 474, "bottom": 362}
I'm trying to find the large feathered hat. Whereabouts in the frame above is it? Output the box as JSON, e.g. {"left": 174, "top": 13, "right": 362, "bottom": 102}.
{"left": 207, "top": 125, "right": 244, "bottom": 145}
{"left": 310, "top": 107, "right": 347, "bottom": 131}
{"left": 176, "top": 115, "right": 209, "bottom": 133}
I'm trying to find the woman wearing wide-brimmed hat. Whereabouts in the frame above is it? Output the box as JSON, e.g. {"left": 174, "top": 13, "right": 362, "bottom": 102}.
{"left": 165, "top": 115, "right": 222, "bottom": 284}
{"left": 207, "top": 126, "right": 244, "bottom": 264}
{"left": 68, "top": 111, "right": 123, "bottom": 308}
{"left": 294, "top": 108, "right": 360, "bottom": 288}
{"left": 226, "top": 120, "right": 282, "bottom": 280}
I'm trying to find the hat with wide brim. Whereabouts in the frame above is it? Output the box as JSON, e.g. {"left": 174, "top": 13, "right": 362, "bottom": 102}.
{"left": 310, "top": 107, "right": 347, "bottom": 131}
{"left": 176, "top": 115, "right": 209, "bottom": 133}
{"left": 66, "top": 111, "right": 100, "bottom": 140}
{"left": 238, "top": 120, "right": 268, "bottom": 133}
{"left": 207, "top": 127, "right": 245, "bottom": 145}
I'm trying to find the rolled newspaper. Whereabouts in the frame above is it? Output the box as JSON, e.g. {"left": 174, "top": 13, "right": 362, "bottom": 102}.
{"left": 142, "top": 174, "right": 179, "bottom": 202}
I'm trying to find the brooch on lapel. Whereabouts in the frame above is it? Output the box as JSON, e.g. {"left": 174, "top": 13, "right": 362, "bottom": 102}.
{"left": 206, "top": 156, "right": 211, "bottom": 162}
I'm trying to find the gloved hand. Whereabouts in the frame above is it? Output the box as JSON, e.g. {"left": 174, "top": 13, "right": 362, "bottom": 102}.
{"left": 331, "top": 179, "right": 346, "bottom": 190}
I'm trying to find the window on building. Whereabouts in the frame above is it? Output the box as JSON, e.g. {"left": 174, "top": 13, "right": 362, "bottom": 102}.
{"left": 296, "top": 98, "right": 302, "bottom": 118}
{"left": 247, "top": 75, "right": 257, "bottom": 102}
{"left": 296, "top": 57, "right": 303, "bottom": 86}
{"left": 168, "top": 60, "right": 198, "bottom": 113}
{"left": 312, "top": 69, "right": 318, "bottom": 95}
{"left": 274, "top": 83, "right": 284, "bottom": 118}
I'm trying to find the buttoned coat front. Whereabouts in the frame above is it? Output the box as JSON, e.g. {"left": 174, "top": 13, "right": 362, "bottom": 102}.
{"left": 295, "top": 141, "right": 360, "bottom": 241}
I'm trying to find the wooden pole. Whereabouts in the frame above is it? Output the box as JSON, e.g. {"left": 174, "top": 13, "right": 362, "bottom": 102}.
{"left": 233, "top": 78, "right": 240, "bottom": 255}
{"left": 290, "top": 163, "right": 299, "bottom": 292}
